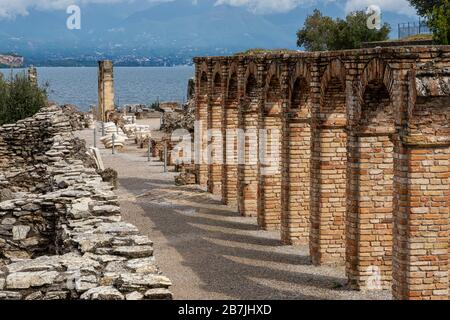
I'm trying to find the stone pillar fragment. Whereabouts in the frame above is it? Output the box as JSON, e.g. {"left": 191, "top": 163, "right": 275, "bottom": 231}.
{"left": 98, "top": 60, "right": 115, "bottom": 122}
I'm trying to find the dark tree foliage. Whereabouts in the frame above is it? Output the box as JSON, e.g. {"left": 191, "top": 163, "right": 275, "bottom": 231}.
{"left": 0, "top": 73, "right": 48, "bottom": 125}
{"left": 297, "top": 10, "right": 391, "bottom": 51}
{"left": 428, "top": 0, "right": 450, "bottom": 44}
{"left": 408, "top": 0, "right": 445, "bottom": 16}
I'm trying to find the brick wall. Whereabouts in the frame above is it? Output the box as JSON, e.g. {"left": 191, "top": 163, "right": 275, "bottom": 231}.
{"left": 194, "top": 46, "right": 450, "bottom": 300}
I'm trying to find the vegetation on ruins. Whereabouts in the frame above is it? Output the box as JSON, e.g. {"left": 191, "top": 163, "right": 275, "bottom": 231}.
{"left": 296, "top": 10, "right": 391, "bottom": 51}
{"left": 0, "top": 73, "right": 48, "bottom": 125}
{"left": 408, "top": 0, "right": 450, "bottom": 45}
{"left": 428, "top": 0, "right": 450, "bottom": 45}
{"left": 408, "top": 0, "right": 446, "bottom": 16}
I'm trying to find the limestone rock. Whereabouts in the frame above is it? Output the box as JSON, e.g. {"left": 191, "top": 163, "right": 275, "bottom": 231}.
{"left": 6, "top": 271, "right": 59, "bottom": 289}
{"left": 80, "top": 286, "right": 124, "bottom": 300}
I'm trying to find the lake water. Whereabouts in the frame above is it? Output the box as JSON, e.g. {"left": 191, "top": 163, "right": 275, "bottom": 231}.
{"left": 0, "top": 66, "right": 194, "bottom": 112}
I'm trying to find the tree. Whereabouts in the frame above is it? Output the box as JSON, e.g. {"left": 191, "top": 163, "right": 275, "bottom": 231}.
{"left": 408, "top": 0, "right": 446, "bottom": 16}
{"left": 297, "top": 10, "right": 391, "bottom": 51}
{"left": 296, "top": 10, "right": 336, "bottom": 51}
{"left": 428, "top": 0, "right": 450, "bottom": 44}
{"left": 0, "top": 73, "right": 48, "bottom": 125}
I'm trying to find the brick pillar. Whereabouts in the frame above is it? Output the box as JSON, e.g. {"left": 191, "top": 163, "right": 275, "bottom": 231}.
{"left": 207, "top": 73, "right": 224, "bottom": 197}
{"left": 346, "top": 79, "right": 395, "bottom": 290}
{"left": 393, "top": 139, "right": 449, "bottom": 300}
{"left": 238, "top": 75, "right": 259, "bottom": 217}
{"left": 195, "top": 71, "right": 209, "bottom": 188}
{"left": 258, "top": 101, "right": 282, "bottom": 230}
{"left": 223, "top": 74, "right": 239, "bottom": 206}
{"left": 346, "top": 133, "right": 394, "bottom": 289}
{"left": 310, "top": 75, "right": 347, "bottom": 265}
{"left": 281, "top": 75, "right": 311, "bottom": 245}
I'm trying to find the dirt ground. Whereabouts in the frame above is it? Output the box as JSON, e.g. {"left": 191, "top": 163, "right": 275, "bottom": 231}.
{"left": 77, "top": 127, "right": 391, "bottom": 300}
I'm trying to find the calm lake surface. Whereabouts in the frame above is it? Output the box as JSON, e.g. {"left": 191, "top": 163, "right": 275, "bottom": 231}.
{"left": 1, "top": 66, "right": 194, "bottom": 111}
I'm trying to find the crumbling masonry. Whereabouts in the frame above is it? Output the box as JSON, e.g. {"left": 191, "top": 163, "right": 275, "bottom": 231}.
{"left": 194, "top": 46, "right": 450, "bottom": 300}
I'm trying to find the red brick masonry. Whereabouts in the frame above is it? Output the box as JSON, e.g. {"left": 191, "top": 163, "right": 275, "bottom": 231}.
{"left": 193, "top": 46, "right": 450, "bottom": 300}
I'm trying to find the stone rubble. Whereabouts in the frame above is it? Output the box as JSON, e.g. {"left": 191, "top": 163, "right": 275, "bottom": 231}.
{"left": 0, "top": 105, "right": 172, "bottom": 300}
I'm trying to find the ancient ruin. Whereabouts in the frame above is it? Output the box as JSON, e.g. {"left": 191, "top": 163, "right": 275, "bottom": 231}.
{"left": 97, "top": 61, "right": 116, "bottom": 122}
{"left": 193, "top": 46, "right": 450, "bottom": 300}
{"left": 0, "top": 105, "right": 172, "bottom": 300}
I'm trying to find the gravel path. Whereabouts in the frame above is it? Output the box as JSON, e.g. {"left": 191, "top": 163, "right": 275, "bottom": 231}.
{"left": 77, "top": 127, "right": 391, "bottom": 300}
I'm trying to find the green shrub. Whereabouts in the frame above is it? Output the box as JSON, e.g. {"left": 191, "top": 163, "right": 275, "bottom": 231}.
{"left": 429, "top": 0, "right": 450, "bottom": 45}
{"left": 0, "top": 72, "right": 48, "bottom": 125}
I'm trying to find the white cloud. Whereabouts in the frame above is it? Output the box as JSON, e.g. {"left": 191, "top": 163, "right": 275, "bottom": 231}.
{"left": 0, "top": 0, "right": 172, "bottom": 19}
{"left": 0, "top": 0, "right": 418, "bottom": 19}
{"left": 345, "top": 0, "right": 416, "bottom": 17}
{"left": 215, "top": 0, "right": 417, "bottom": 15}
{"left": 214, "top": 0, "right": 315, "bottom": 14}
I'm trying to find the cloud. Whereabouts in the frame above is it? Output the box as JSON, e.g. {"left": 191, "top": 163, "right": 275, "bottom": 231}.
{"left": 215, "top": 0, "right": 417, "bottom": 15}
{"left": 0, "top": 0, "right": 418, "bottom": 19}
{"left": 0, "top": 0, "right": 172, "bottom": 19}
{"left": 214, "top": 0, "right": 316, "bottom": 14}
{"left": 344, "top": 0, "right": 417, "bottom": 17}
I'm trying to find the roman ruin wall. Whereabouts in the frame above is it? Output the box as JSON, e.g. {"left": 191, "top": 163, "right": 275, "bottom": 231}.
{"left": 0, "top": 106, "right": 172, "bottom": 300}
{"left": 193, "top": 46, "right": 450, "bottom": 300}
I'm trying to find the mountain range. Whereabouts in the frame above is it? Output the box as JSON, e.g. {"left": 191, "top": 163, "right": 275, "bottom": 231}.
{"left": 0, "top": 0, "right": 419, "bottom": 66}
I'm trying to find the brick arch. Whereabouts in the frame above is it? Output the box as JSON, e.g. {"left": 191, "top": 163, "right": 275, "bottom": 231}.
{"left": 244, "top": 62, "right": 258, "bottom": 95}
{"left": 264, "top": 62, "right": 283, "bottom": 98}
{"left": 199, "top": 71, "right": 208, "bottom": 95}
{"left": 212, "top": 62, "right": 222, "bottom": 93}
{"left": 289, "top": 62, "right": 312, "bottom": 116}
{"left": 356, "top": 58, "right": 395, "bottom": 130}
{"left": 407, "top": 69, "right": 450, "bottom": 137}
{"left": 320, "top": 59, "right": 346, "bottom": 97}
{"left": 226, "top": 63, "right": 239, "bottom": 100}
{"left": 319, "top": 59, "right": 347, "bottom": 121}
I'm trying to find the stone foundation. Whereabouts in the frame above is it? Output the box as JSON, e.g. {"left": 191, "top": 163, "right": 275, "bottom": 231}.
{"left": 0, "top": 106, "right": 172, "bottom": 300}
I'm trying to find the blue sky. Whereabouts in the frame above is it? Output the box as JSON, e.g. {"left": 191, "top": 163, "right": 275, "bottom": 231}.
{"left": 0, "top": 0, "right": 418, "bottom": 19}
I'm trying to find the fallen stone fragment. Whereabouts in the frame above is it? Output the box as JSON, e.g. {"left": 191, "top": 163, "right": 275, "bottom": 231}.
{"left": 144, "top": 288, "right": 173, "bottom": 300}
{"left": 6, "top": 271, "right": 59, "bottom": 289}
{"left": 80, "top": 286, "right": 124, "bottom": 300}
{"left": 112, "top": 246, "right": 153, "bottom": 258}
{"left": 115, "top": 273, "right": 172, "bottom": 292}
{"left": 126, "top": 291, "right": 144, "bottom": 300}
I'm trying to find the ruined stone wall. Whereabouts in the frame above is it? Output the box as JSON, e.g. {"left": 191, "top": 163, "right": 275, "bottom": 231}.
{"left": 194, "top": 46, "right": 450, "bottom": 300}
{"left": 0, "top": 106, "right": 172, "bottom": 300}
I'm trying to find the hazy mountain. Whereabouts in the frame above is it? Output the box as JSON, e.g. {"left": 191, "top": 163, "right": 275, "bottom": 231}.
{"left": 0, "top": 0, "right": 419, "bottom": 66}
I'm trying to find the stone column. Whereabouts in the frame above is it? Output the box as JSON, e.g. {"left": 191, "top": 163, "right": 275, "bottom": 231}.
{"left": 98, "top": 60, "right": 115, "bottom": 122}
{"left": 27, "top": 67, "right": 37, "bottom": 86}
